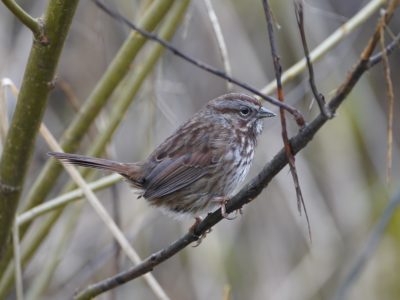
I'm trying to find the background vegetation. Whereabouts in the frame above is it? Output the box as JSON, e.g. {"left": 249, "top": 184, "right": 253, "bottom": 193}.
{"left": 0, "top": 0, "right": 399, "bottom": 299}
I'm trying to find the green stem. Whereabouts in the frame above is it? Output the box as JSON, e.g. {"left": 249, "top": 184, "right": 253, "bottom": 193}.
{"left": 2, "top": 0, "right": 41, "bottom": 37}
{"left": 0, "top": 0, "right": 79, "bottom": 259}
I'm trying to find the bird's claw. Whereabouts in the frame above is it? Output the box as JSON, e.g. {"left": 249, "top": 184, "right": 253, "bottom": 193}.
{"left": 189, "top": 217, "right": 212, "bottom": 247}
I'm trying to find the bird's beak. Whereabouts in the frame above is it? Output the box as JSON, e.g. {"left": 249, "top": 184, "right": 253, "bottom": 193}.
{"left": 258, "top": 106, "right": 276, "bottom": 118}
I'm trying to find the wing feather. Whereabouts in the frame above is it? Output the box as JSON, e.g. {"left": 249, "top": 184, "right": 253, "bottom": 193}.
{"left": 143, "top": 152, "right": 214, "bottom": 199}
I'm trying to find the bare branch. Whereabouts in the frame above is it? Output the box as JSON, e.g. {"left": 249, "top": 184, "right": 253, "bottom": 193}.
{"left": 368, "top": 32, "right": 400, "bottom": 67}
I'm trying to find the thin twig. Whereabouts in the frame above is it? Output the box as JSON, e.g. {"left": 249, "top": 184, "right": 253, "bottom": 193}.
{"left": 74, "top": 3, "right": 400, "bottom": 297}
{"left": 262, "top": 0, "right": 311, "bottom": 239}
{"left": 295, "top": 1, "right": 332, "bottom": 119}
{"left": 93, "top": 0, "right": 305, "bottom": 126}
{"left": 203, "top": 0, "right": 233, "bottom": 91}
{"left": 2, "top": 0, "right": 41, "bottom": 37}
{"left": 368, "top": 32, "right": 400, "bottom": 67}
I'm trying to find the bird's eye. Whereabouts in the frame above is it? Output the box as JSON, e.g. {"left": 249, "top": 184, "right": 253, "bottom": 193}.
{"left": 239, "top": 107, "right": 251, "bottom": 117}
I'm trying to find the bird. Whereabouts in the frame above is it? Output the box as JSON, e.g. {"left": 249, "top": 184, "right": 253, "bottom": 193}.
{"left": 49, "top": 93, "right": 275, "bottom": 223}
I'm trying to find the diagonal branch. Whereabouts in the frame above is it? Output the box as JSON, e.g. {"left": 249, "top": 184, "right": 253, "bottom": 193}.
{"left": 74, "top": 2, "right": 400, "bottom": 298}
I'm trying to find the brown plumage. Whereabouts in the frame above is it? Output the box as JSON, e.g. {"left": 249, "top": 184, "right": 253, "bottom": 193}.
{"left": 49, "top": 93, "right": 275, "bottom": 217}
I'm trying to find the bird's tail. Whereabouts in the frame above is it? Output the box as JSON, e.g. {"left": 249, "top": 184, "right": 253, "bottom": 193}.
{"left": 48, "top": 152, "right": 133, "bottom": 175}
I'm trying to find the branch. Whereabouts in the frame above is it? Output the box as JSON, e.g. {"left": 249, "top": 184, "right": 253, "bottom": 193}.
{"left": 75, "top": 2, "right": 400, "bottom": 297}
{"left": 261, "top": 0, "right": 311, "bottom": 238}
{"left": 93, "top": 0, "right": 305, "bottom": 126}
{"left": 2, "top": 0, "right": 41, "bottom": 37}
{"left": 368, "top": 32, "right": 400, "bottom": 67}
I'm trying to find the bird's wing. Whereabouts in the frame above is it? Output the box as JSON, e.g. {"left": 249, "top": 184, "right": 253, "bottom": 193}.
{"left": 143, "top": 151, "right": 217, "bottom": 199}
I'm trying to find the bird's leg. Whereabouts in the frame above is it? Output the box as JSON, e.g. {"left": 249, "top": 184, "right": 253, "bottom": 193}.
{"left": 212, "top": 196, "right": 237, "bottom": 220}
{"left": 189, "top": 216, "right": 203, "bottom": 233}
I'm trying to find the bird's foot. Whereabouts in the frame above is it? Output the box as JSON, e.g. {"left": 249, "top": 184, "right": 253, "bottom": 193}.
{"left": 212, "top": 196, "right": 238, "bottom": 220}
{"left": 189, "top": 217, "right": 212, "bottom": 247}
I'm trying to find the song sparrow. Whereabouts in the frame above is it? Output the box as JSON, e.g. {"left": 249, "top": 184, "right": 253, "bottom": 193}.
{"left": 49, "top": 93, "right": 275, "bottom": 219}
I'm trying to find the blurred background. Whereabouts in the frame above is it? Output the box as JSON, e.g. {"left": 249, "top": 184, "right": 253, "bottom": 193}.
{"left": 0, "top": 0, "right": 399, "bottom": 299}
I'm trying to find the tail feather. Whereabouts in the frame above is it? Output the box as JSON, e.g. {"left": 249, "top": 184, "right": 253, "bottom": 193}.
{"left": 48, "top": 152, "right": 129, "bottom": 175}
